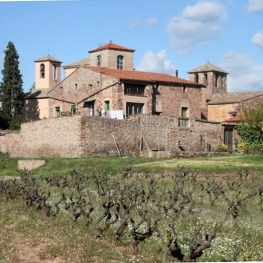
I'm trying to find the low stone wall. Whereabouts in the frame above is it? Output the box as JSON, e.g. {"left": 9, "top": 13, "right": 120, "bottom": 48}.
{"left": 0, "top": 116, "right": 81, "bottom": 157}
{"left": 0, "top": 115, "right": 224, "bottom": 158}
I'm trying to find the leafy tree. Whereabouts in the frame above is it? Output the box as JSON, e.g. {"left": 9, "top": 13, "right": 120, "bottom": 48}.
{"left": 236, "top": 104, "right": 263, "bottom": 145}
{"left": 0, "top": 41, "right": 24, "bottom": 129}
{"left": 236, "top": 122, "right": 262, "bottom": 145}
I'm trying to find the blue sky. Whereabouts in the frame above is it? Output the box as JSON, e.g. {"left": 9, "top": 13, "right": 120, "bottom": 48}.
{"left": 0, "top": 0, "right": 263, "bottom": 93}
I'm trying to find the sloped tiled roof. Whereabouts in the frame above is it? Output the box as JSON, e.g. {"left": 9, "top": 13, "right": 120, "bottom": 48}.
{"left": 34, "top": 55, "right": 62, "bottom": 63}
{"left": 25, "top": 88, "right": 52, "bottom": 99}
{"left": 224, "top": 115, "right": 241, "bottom": 122}
{"left": 208, "top": 91, "right": 263, "bottom": 105}
{"left": 63, "top": 57, "right": 90, "bottom": 68}
{"left": 89, "top": 41, "right": 135, "bottom": 54}
{"left": 188, "top": 61, "right": 228, "bottom": 74}
{"left": 83, "top": 66, "right": 203, "bottom": 86}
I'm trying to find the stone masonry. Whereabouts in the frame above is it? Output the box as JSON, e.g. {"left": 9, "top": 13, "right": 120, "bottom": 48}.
{"left": 0, "top": 115, "right": 224, "bottom": 158}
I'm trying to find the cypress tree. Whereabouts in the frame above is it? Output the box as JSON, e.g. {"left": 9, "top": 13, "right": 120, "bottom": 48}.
{"left": 0, "top": 41, "right": 24, "bottom": 129}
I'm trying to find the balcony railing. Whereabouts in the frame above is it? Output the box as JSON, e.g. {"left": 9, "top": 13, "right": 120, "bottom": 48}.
{"left": 178, "top": 118, "right": 189, "bottom": 128}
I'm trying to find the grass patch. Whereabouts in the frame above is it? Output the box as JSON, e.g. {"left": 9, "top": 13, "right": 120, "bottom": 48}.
{"left": 2, "top": 155, "right": 263, "bottom": 178}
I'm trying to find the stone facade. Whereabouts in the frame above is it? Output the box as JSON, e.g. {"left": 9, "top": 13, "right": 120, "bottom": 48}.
{"left": 0, "top": 115, "right": 224, "bottom": 158}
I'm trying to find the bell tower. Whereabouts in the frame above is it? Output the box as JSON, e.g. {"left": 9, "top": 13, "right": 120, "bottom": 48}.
{"left": 34, "top": 55, "right": 62, "bottom": 89}
{"left": 188, "top": 61, "right": 228, "bottom": 98}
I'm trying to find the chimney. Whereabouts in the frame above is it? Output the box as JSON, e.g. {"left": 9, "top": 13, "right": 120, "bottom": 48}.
{"left": 175, "top": 70, "right": 178, "bottom": 77}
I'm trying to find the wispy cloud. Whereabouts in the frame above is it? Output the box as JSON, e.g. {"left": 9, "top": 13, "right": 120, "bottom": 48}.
{"left": 166, "top": 1, "right": 227, "bottom": 55}
{"left": 220, "top": 52, "right": 263, "bottom": 92}
{"left": 128, "top": 19, "right": 141, "bottom": 29}
{"left": 252, "top": 32, "right": 263, "bottom": 49}
{"left": 136, "top": 50, "right": 176, "bottom": 75}
{"left": 145, "top": 18, "right": 159, "bottom": 27}
{"left": 245, "top": 0, "right": 263, "bottom": 13}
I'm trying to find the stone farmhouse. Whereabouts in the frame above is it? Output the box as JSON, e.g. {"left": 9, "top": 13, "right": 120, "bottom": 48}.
{"left": 1, "top": 42, "right": 263, "bottom": 158}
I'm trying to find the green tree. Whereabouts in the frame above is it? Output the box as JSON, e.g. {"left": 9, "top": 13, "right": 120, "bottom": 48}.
{"left": 0, "top": 41, "right": 24, "bottom": 129}
{"left": 236, "top": 103, "right": 263, "bottom": 145}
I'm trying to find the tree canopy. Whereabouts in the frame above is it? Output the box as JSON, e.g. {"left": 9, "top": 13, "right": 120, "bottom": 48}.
{"left": 0, "top": 41, "right": 24, "bottom": 129}
{"left": 236, "top": 104, "right": 263, "bottom": 145}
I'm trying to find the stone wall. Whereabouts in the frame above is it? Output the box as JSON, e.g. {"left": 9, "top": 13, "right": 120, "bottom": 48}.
{"left": 0, "top": 115, "right": 224, "bottom": 158}
{"left": 0, "top": 117, "right": 81, "bottom": 157}
{"left": 79, "top": 116, "right": 141, "bottom": 157}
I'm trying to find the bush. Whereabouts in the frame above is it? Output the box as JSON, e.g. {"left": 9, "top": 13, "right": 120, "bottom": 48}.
{"left": 237, "top": 142, "right": 246, "bottom": 150}
{"left": 0, "top": 151, "right": 9, "bottom": 157}
{"left": 217, "top": 144, "right": 228, "bottom": 152}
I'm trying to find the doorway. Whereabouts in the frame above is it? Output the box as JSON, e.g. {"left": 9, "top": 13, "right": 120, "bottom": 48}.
{"left": 224, "top": 128, "right": 233, "bottom": 152}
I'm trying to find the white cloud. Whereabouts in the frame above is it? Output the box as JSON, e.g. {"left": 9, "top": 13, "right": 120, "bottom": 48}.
{"left": 145, "top": 18, "right": 159, "bottom": 27}
{"left": 167, "top": 1, "right": 227, "bottom": 55}
{"left": 245, "top": 0, "right": 263, "bottom": 13}
{"left": 128, "top": 19, "right": 141, "bottom": 29}
{"left": 220, "top": 52, "right": 263, "bottom": 92}
{"left": 136, "top": 50, "right": 176, "bottom": 75}
{"left": 252, "top": 32, "right": 263, "bottom": 48}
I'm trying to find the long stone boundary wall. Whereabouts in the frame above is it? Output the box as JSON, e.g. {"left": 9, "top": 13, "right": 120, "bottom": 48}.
{"left": 0, "top": 115, "right": 224, "bottom": 158}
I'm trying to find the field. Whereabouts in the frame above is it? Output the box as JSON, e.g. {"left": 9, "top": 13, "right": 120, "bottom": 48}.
{"left": 1, "top": 155, "right": 263, "bottom": 262}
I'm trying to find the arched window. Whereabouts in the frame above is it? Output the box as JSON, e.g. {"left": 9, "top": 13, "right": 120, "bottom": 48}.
{"left": 40, "top": 63, "right": 45, "bottom": 78}
{"left": 117, "top": 55, "right": 124, "bottom": 69}
{"left": 97, "top": 55, "right": 101, "bottom": 67}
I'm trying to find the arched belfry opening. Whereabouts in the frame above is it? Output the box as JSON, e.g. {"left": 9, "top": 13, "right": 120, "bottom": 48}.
{"left": 34, "top": 55, "right": 62, "bottom": 90}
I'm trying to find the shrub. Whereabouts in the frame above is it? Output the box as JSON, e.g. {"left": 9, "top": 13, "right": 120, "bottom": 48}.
{"left": 0, "top": 151, "right": 9, "bottom": 157}
{"left": 217, "top": 144, "right": 228, "bottom": 152}
{"left": 237, "top": 142, "right": 246, "bottom": 150}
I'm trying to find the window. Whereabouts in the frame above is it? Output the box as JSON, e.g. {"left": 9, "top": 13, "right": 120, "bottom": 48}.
{"left": 195, "top": 73, "right": 199, "bottom": 83}
{"left": 204, "top": 73, "right": 208, "bottom": 85}
{"left": 97, "top": 55, "right": 101, "bottom": 67}
{"left": 182, "top": 85, "right": 186, "bottom": 93}
{"left": 178, "top": 118, "right": 188, "bottom": 127}
{"left": 181, "top": 107, "right": 188, "bottom": 118}
{"left": 55, "top": 107, "right": 61, "bottom": 117}
{"left": 104, "top": 101, "right": 110, "bottom": 111}
{"left": 178, "top": 107, "right": 189, "bottom": 127}
{"left": 154, "top": 100, "right": 162, "bottom": 112}
{"left": 53, "top": 65, "right": 56, "bottom": 79}
{"left": 84, "top": 101, "right": 95, "bottom": 116}
{"left": 126, "top": 102, "right": 144, "bottom": 116}
{"left": 117, "top": 55, "right": 124, "bottom": 69}
{"left": 215, "top": 74, "right": 219, "bottom": 87}
{"left": 124, "top": 83, "right": 145, "bottom": 96}
{"left": 40, "top": 63, "right": 45, "bottom": 78}
{"left": 71, "top": 104, "right": 76, "bottom": 115}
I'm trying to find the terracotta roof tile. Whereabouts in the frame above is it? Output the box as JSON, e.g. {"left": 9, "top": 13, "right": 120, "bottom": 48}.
{"left": 63, "top": 58, "right": 90, "bottom": 68}
{"left": 89, "top": 41, "right": 135, "bottom": 53}
{"left": 25, "top": 88, "right": 52, "bottom": 99}
{"left": 83, "top": 66, "right": 203, "bottom": 86}
{"left": 34, "top": 55, "right": 62, "bottom": 63}
{"left": 188, "top": 61, "right": 228, "bottom": 74}
{"left": 224, "top": 115, "right": 241, "bottom": 122}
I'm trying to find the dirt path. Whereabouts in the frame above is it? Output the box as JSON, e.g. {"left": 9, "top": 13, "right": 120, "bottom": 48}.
{"left": 133, "top": 155, "right": 243, "bottom": 167}
{"left": 5, "top": 232, "right": 63, "bottom": 263}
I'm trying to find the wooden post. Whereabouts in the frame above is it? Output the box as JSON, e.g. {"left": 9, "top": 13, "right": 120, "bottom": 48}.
{"left": 112, "top": 133, "right": 122, "bottom": 158}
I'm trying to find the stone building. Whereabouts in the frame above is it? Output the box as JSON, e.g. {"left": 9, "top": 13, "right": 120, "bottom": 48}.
{"left": 24, "top": 42, "right": 204, "bottom": 128}
{"left": 20, "top": 41, "right": 263, "bottom": 156}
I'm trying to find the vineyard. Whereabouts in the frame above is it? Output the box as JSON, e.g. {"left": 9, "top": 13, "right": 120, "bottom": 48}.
{"left": 1, "top": 162, "right": 263, "bottom": 262}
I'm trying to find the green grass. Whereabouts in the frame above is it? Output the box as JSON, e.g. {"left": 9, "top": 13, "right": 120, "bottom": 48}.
{"left": 2, "top": 155, "right": 263, "bottom": 178}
